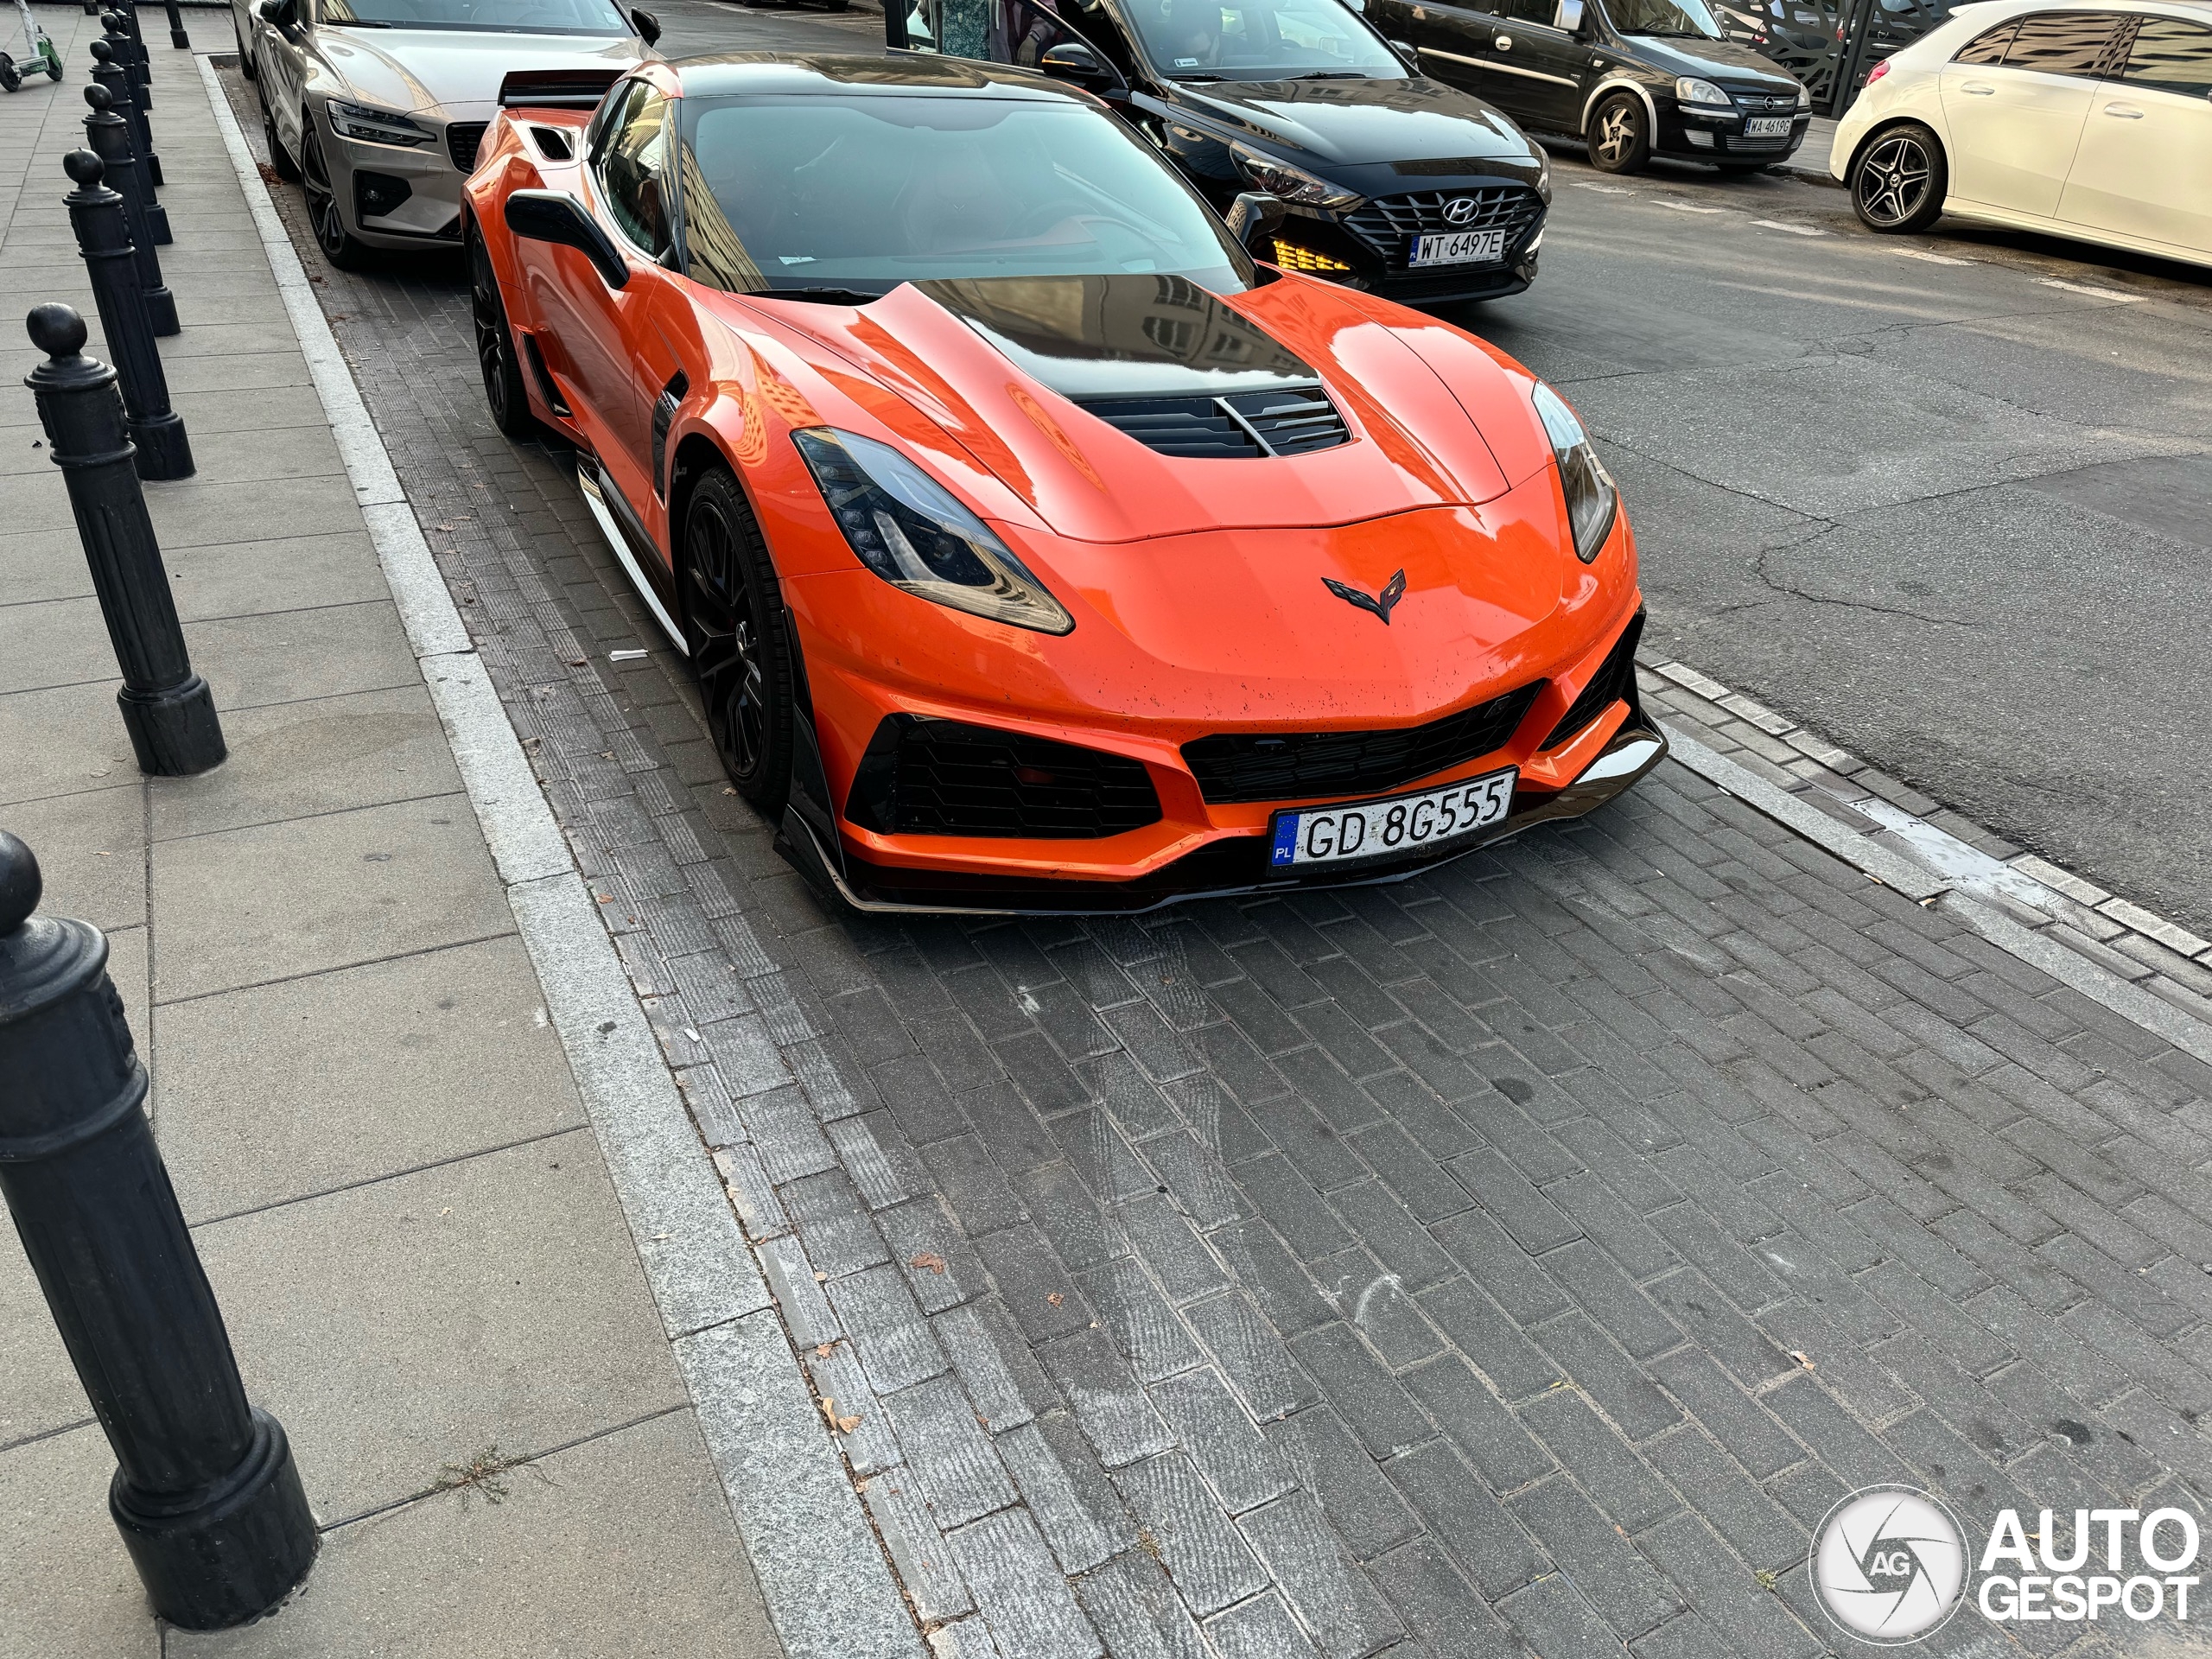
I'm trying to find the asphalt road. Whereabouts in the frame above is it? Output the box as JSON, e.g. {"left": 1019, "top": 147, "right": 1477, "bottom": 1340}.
{"left": 480, "top": 0, "right": 2212, "bottom": 934}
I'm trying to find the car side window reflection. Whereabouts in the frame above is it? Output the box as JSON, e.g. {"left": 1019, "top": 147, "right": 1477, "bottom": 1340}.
{"left": 2118, "top": 16, "right": 2212, "bottom": 96}
{"left": 1999, "top": 10, "right": 2121, "bottom": 77}
{"left": 598, "top": 84, "right": 675, "bottom": 259}
{"left": 1950, "top": 18, "right": 2018, "bottom": 62}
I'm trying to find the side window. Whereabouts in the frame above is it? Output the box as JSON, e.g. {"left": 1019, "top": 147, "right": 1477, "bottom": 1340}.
{"left": 2000, "top": 10, "right": 2123, "bottom": 75}
{"left": 1951, "top": 17, "right": 2018, "bottom": 62}
{"left": 598, "top": 85, "right": 674, "bottom": 259}
{"left": 1499, "top": 0, "right": 1553, "bottom": 23}
{"left": 2119, "top": 15, "right": 2212, "bottom": 93}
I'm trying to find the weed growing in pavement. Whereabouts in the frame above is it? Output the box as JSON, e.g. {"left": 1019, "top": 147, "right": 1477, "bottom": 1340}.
{"left": 430, "top": 1445, "right": 549, "bottom": 1506}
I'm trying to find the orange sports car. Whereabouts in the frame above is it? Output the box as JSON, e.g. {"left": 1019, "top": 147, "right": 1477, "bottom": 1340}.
{"left": 461, "top": 52, "right": 1662, "bottom": 912}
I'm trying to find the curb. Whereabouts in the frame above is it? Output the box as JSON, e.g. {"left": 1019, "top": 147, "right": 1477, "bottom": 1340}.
{"left": 1642, "top": 659, "right": 2212, "bottom": 1069}
{"left": 194, "top": 53, "right": 925, "bottom": 1659}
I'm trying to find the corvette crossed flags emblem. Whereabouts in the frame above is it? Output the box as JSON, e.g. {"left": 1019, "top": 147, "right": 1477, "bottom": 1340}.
{"left": 1323, "top": 569, "right": 1407, "bottom": 625}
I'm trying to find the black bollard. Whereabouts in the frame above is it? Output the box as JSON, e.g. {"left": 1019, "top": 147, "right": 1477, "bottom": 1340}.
{"left": 24, "top": 305, "right": 217, "bottom": 766}
{"left": 80, "top": 96, "right": 179, "bottom": 340}
{"left": 90, "top": 42, "right": 167, "bottom": 234}
{"left": 109, "top": 0, "right": 151, "bottom": 107}
{"left": 60, "top": 154, "right": 189, "bottom": 470}
{"left": 0, "top": 831, "right": 316, "bottom": 1629}
{"left": 161, "top": 0, "right": 190, "bottom": 48}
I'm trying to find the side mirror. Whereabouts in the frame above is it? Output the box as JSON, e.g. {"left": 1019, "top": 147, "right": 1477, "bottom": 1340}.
{"left": 505, "top": 190, "right": 630, "bottom": 289}
{"left": 257, "top": 0, "right": 295, "bottom": 27}
{"left": 1555, "top": 0, "right": 1587, "bottom": 35}
{"left": 1389, "top": 35, "right": 1419, "bottom": 67}
{"left": 1224, "top": 189, "right": 1286, "bottom": 255}
{"left": 1039, "top": 41, "right": 1120, "bottom": 92}
{"left": 630, "top": 6, "right": 660, "bottom": 43}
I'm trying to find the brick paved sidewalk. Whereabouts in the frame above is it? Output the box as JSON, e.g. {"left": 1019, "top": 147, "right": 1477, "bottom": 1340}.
{"left": 215, "top": 55, "right": 2212, "bottom": 1659}
{"left": 1, "top": 26, "right": 784, "bottom": 1657}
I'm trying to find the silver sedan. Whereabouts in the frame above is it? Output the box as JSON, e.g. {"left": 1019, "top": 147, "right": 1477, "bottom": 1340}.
{"left": 238, "top": 0, "right": 657, "bottom": 265}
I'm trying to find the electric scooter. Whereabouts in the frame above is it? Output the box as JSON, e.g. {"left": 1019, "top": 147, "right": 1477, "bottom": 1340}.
{"left": 1, "top": 0, "right": 65, "bottom": 91}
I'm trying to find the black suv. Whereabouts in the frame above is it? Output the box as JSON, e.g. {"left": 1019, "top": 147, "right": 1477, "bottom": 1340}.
{"left": 1368, "top": 0, "right": 1811, "bottom": 173}
{"left": 893, "top": 0, "right": 1554, "bottom": 304}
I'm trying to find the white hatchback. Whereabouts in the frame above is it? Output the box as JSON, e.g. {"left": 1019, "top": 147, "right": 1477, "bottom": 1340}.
{"left": 1829, "top": 0, "right": 2212, "bottom": 268}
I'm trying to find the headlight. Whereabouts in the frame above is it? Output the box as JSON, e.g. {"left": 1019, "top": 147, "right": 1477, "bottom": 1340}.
{"left": 1796, "top": 81, "right": 1811, "bottom": 107}
{"left": 792, "top": 429, "right": 1074, "bottom": 636}
{"left": 1230, "top": 142, "right": 1363, "bottom": 210}
{"left": 326, "top": 99, "right": 431, "bottom": 147}
{"left": 1673, "top": 75, "right": 1732, "bottom": 110}
{"left": 1532, "top": 382, "right": 1617, "bottom": 564}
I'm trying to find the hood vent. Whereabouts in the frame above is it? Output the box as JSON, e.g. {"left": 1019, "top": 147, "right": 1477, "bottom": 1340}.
{"left": 1075, "top": 385, "right": 1349, "bottom": 460}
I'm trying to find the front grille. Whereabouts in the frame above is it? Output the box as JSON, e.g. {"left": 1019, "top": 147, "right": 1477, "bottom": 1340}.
{"left": 1182, "top": 683, "right": 1544, "bottom": 806}
{"left": 845, "top": 716, "right": 1162, "bottom": 839}
{"left": 1542, "top": 611, "right": 1644, "bottom": 751}
{"left": 446, "top": 121, "right": 489, "bottom": 173}
{"left": 1729, "top": 90, "right": 1801, "bottom": 112}
{"left": 1074, "top": 385, "right": 1350, "bottom": 459}
{"left": 1344, "top": 186, "right": 1545, "bottom": 270}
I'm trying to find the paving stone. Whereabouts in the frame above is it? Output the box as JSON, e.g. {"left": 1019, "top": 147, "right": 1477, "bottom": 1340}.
{"left": 863, "top": 1468, "right": 977, "bottom": 1623}
{"left": 1071, "top": 1550, "right": 1211, "bottom": 1659}
{"left": 884, "top": 1372, "right": 1020, "bottom": 1529}
{"left": 1186, "top": 1290, "right": 1321, "bottom": 1424}
{"left": 1237, "top": 1490, "right": 1406, "bottom": 1659}
{"left": 935, "top": 1301, "right": 1042, "bottom": 1432}
{"left": 1287, "top": 1324, "right": 1433, "bottom": 1457}
{"left": 826, "top": 1262, "right": 948, "bottom": 1394}
{"left": 1114, "top": 1450, "right": 1268, "bottom": 1615}
{"left": 1496, "top": 1573, "right": 1636, "bottom": 1659}
{"left": 948, "top": 1509, "right": 1103, "bottom": 1659}
{"left": 1264, "top": 1405, "right": 1420, "bottom": 1560}
{"left": 1366, "top": 1537, "right": 1523, "bottom": 1659}
{"left": 1079, "top": 1256, "right": 1204, "bottom": 1384}
{"left": 1507, "top": 1477, "right": 1684, "bottom": 1642}
{"left": 1204, "top": 1591, "right": 1321, "bottom": 1659}
{"left": 1518, "top": 1386, "right": 1678, "bottom": 1533}
{"left": 976, "top": 1224, "right": 1095, "bottom": 1344}
{"left": 1039, "top": 1327, "right": 1176, "bottom": 1470}
{"left": 998, "top": 1418, "right": 1130, "bottom": 1574}
{"left": 1382, "top": 1437, "right": 1548, "bottom": 1599}
{"left": 1154, "top": 1366, "right": 1297, "bottom": 1516}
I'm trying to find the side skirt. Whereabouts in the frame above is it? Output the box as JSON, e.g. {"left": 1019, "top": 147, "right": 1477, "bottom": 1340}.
{"left": 575, "top": 455, "right": 689, "bottom": 654}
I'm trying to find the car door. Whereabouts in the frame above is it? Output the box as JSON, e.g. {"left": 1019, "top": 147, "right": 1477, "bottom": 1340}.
{"left": 2057, "top": 13, "right": 2212, "bottom": 252}
{"left": 527, "top": 79, "right": 663, "bottom": 516}
{"left": 1938, "top": 9, "right": 2120, "bottom": 215}
{"left": 1487, "top": 0, "right": 1591, "bottom": 130}
{"left": 257, "top": 0, "right": 309, "bottom": 158}
{"left": 1402, "top": 0, "right": 1544, "bottom": 120}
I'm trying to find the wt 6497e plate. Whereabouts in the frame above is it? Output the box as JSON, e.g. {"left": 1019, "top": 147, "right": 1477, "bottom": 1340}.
{"left": 1269, "top": 767, "right": 1516, "bottom": 868}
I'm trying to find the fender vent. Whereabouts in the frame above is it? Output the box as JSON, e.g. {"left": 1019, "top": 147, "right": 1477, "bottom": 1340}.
{"left": 522, "top": 334, "right": 569, "bottom": 416}
{"left": 1541, "top": 610, "right": 1644, "bottom": 751}
{"left": 1073, "top": 384, "right": 1349, "bottom": 459}
{"left": 845, "top": 715, "right": 1162, "bottom": 839}
{"left": 651, "top": 372, "right": 687, "bottom": 497}
{"left": 529, "top": 124, "right": 575, "bottom": 162}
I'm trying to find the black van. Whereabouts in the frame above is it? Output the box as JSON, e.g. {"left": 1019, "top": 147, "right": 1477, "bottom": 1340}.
{"left": 893, "top": 0, "right": 1556, "bottom": 304}
{"left": 1366, "top": 0, "right": 1811, "bottom": 173}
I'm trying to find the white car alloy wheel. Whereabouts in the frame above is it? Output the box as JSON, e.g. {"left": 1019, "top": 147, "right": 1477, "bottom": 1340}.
{"left": 1852, "top": 124, "right": 1945, "bottom": 233}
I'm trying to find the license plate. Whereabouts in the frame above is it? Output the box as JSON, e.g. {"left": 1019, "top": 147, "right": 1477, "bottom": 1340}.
{"left": 1410, "top": 227, "right": 1508, "bottom": 268}
{"left": 1744, "top": 115, "right": 1793, "bottom": 138}
{"left": 1269, "top": 768, "right": 1516, "bottom": 868}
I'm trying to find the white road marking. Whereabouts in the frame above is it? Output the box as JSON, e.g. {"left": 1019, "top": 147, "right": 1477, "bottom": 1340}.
{"left": 1655, "top": 199, "right": 1726, "bottom": 213}
{"left": 2037, "top": 276, "right": 2145, "bottom": 302}
{"left": 1571, "top": 181, "right": 1633, "bottom": 194}
{"left": 1893, "top": 247, "right": 1973, "bottom": 264}
{"left": 1751, "top": 219, "right": 1825, "bottom": 236}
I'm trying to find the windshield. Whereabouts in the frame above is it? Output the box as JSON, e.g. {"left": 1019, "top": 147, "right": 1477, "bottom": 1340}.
{"left": 677, "top": 95, "right": 1252, "bottom": 296}
{"left": 1120, "top": 0, "right": 1406, "bottom": 80}
{"left": 1602, "top": 0, "right": 1721, "bottom": 38}
{"left": 318, "top": 0, "right": 630, "bottom": 31}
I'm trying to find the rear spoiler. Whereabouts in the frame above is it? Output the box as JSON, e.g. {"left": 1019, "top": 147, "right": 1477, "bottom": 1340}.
{"left": 497, "top": 68, "right": 624, "bottom": 110}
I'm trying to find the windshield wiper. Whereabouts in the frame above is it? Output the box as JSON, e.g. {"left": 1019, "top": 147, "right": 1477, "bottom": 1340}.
{"left": 1166, "top": 71, "right": 1226, "bottom": 80}
{"left": 1288, "top": 69, "right": 1371, "bottom": 79}
{"left": 745, "top": 286, "right": 883, "bottom": 305}
{"left": 329, "top": 19, "right": 393, "bottom": 25}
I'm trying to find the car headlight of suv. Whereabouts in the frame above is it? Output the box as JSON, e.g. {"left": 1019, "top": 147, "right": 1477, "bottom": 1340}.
{"left": 1230, "top": 142, "right": 1363, "bottom": 210}
{"left": 1673, "top": 75, "right": 1732, "bottom": 111}
{"left": 793, "top": 429, "right": 1074, "bottom": 635}
{"left": 1532, "top": 382, "right": 1617, "bottom": 563}
{"left": 326, "top": 99, "right": 431, "bottom": 147}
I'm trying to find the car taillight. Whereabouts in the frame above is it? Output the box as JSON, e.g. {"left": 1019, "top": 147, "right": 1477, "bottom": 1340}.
{"left": 1867, "top": 59, "right": 1890, "bottom": 82}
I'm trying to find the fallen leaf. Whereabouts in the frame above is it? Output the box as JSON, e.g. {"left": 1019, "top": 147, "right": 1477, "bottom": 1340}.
{"left": 911, "top": 1252, "right": 947, "bottom": 1274}
{"left": 1046, "top": 1292, "right": 1065, "bottom": 1306}
{"left": 815, "top": 1343, "right": 835, "bottom": 1358}
{"left": 814, "top": 1270, "right": 830, "bottom": 1282}
{"left": 836, "top": 1412, "right": 861, "bottom": 1434}
{"left": 1789, "top": 1351, "right": 1815, "bottom": 1370}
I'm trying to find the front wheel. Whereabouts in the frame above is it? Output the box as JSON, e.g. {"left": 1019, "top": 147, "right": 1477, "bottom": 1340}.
{"left": 683, "top": 468, "right": 796, "bottom": 815}
{"left": 1850, "top": 122, "right": 1946, "bottom": 232}
{"left": 301, "top": 118, "right": 371, "bottom": 270}
{"left": 0, "top": 54, "right": 20, "bottom": 93}
{"left": 467, "top": 219, "right": 538, "bottom": 441}
{"left": 1588, "top": 92, "right": 1650, "bottom": 175}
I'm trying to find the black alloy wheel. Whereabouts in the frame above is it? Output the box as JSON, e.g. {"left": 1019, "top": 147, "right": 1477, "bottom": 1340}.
{"left": 300, "top": 117, "right": 371, "bottom": 270}
{"left": 258, "top": 69, "right": 299, "bottom": 181}
{"left": 683, "top": 468, "right": 795, "bottom": 813}
{"left": 1589, "top": 92, "right": 1650, "bottom": 175}
{"left": 468, "top": 221, "right": 537, "bottom": 440}
{"left": 1852, "top": 123, "right": 1945, "bottom": 232}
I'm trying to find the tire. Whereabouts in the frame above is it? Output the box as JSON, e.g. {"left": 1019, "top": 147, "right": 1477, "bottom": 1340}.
{"left": 1850, "top": 121, "right": 1945, "bottom": 233}
{"left": 46, "top": 53, "right": 63, "bottom": 81}
{"left": 682, "top": 467, "right": 796, "bottom": 816}
{"left": 1588, "top": 92, "right": 1650, "bottom": 175}
{"left": 237, "top": 13, "right": 257, "bottom": 78}
{"left": 300, "top": 117, "right": 372, "bottom": 270}
{"left": 0, "top": 55, "right": 20, "bottom": 94}
{"left": 258, "top": 72, "right": 299, "bottom": 181}
{"left": 467, "top": 219, "right": 538, "bottom": 441}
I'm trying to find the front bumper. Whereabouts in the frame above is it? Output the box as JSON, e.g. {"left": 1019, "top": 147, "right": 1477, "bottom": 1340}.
{"left": 322, "top": 109, "right": 481, "bottom": 245}
{"left": 1655, "top": 100, "right": 1810, "bottom": 164}
{"left": 1261, "top": 197, "right": 1546, "bottom": 306}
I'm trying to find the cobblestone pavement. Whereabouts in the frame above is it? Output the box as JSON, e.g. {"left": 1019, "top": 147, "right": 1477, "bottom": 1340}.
{"left": 213, "top": 66, "right": 2212, "bottom": 1659}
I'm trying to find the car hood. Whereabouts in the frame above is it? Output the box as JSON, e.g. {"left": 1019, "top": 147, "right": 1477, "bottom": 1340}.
{"left": 1169, "top": 74, "right": 1537, "bottom": 168}
{"left": 315, "top": 29, "right": 645, "bottom": 116}
{"left": 1619, "top": 34, "right": 1802, "bottom": 89}
{"left": 744, "top": 271, "right": 1558, "bottom": 545}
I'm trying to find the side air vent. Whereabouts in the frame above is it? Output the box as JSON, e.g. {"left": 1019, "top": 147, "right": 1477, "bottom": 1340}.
{"left": 529, "top": 124, "right": 575, "bottom": 162}
{"left": 522, "top": 334, "right": 569, "bottom": 416}
{"left": 497, "top": 67, "right": 624, "bottom": 110}
{"left": 1541, "top": 611, "right": 1645, "bottom": 751}
{"left": 1074, "top": 384, "right": 1351, "bottom": 460}
{"left": 845, "top": 715, "right": 1163, "bottom": 839}
{"left": 651, "top": 372, "right": 687, "bottom": 497}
